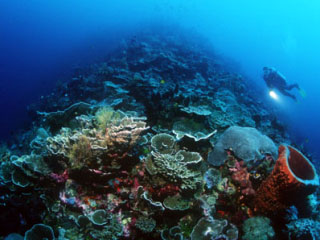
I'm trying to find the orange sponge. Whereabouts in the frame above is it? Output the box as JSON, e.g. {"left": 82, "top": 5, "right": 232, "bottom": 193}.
{"left": 254, "top": 145, "right": 319, "bottom": 215}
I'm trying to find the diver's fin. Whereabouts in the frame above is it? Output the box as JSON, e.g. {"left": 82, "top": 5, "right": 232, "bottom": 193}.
{"left": 298, "top": 88, "right": 307, "bottom": 98}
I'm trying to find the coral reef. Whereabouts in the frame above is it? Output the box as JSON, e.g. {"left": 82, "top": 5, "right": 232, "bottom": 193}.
{"left": 1, "top": 30, "right": 316, "bottom": 239}
{"left": 209, "top": 90, "right": 256, "bottom": 130}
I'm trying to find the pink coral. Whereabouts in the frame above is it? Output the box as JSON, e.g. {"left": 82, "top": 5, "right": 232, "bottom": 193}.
{"left": 50, "top": 170, "right": 68, "bottom": 183}
{"left": 230, "top": 160, "right": 255, "bottom": 196}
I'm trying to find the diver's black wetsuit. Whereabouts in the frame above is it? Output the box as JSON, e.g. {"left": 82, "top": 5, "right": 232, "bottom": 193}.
{"left": 263, "top": 67, "right": 300, "bottom": 101}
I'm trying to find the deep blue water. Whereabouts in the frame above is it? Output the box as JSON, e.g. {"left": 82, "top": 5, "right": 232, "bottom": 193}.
{"left": 1, "top": 0, "right": 320, "bottom": 159}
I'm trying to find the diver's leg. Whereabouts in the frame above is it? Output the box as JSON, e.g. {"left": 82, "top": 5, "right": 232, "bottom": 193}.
{"left": 280, "top": 90, "right": 297, "bottom": 101}
{"left": 286, "top": 84, "right": 300, "bottom": 90}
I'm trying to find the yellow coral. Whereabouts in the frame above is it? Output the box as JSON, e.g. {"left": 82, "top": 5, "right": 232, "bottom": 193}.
{"left": 95, "top": 107, "right": 126, "bottom": 132}
{"left": 95, "top": 107, "right": 115, "bottom": 131}
{"left": 68, "top": 135, "right": 93, "bottom": 168}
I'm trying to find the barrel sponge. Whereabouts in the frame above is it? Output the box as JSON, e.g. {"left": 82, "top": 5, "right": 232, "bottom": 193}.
{"left": 208, "top": 126, "right": 277, "bottom": 166}
{"left": 254, "top": 145, "right": 319, "bottom": 215}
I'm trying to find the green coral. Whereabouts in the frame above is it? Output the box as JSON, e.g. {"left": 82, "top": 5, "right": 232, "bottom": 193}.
{"left": 0, "top": 161, "right": 14, "bottom": 183}
{"left": 151, "top": 133, "right": 176, "bottom": 154}
{"left": 174, "top": 150, "right": 202, "bottom": 165}
{"left": 89, "top": 215, "right": 123, "bottom": 239}
{"left": 12, "top": 154, "right": 50, "bottom": 176}
{"left": 76, "top": 215, "right": 90, "bottom": 228}
{"left": 37, "top": 102, "right": 93, "bottom": 132}
{"left": 217, "top": 177, "right": 236, "bottom": 195}
{"left": 163, "top": 194, "right": 190, "bottom": 211}
{"left": 24, "top": 224, "right": 55, "bottom": 240}
{"left": 148, "top": 151, "right": 202, "bottom": 190}
{"left": 209, "top": 90, "right": 255, "bottom": 130}
{"left": 135, "top": 216, "right": 156, "bottom": 233}
{"left": 161, "top": 226, "right": 184, "bottom": 240}
{"left": 29, "top": 127, "right": 49, "bottom": 152}
{"left": 190, "top": 217, "right": 228, "bottom": 240}
{"left": 46, "top": 108, "right": 148, "bottom": 169}
{"left": 95, "top": 106, "right": 121, "bottom": 131}
{"left": 180, "top": 105, "right": 212, "bottom": 116}
{"left": 196, "top": 192, "right": 219, "bottom": 215}
{"left": 89, "top": 209, "right": 110, "bottom": 226}
{"left": 179, "top": 216, "right": 195, "bottom": 239}
{"left": 172, "top": 118, "right": 216, "bottom": 141}
{"left": 3, "top": 233, "right": 23, "bottom": 240}
{"left": 226, "top": 224, "right": 239, "bottom": 240}
{"left": 242, "top": 216, "right": 275, "bottom": 240}
{"left": 142, "top": 191, "right": 165, "bottom": 211}
{"left": 0, "top": 142, "right": 10, "bottom": 159}
{"left": 68, "top": 135, "right": 93, "bottom": 168}
{"left": 11, "top": 169, "right": 30, "bottom": 188}
{"left": 204, "top": 168, "right": 221, "bottom": 189}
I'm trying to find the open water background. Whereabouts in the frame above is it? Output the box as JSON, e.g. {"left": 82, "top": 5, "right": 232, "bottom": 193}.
{"left": 1, "top": 0, "right": 319, "bottom": 158}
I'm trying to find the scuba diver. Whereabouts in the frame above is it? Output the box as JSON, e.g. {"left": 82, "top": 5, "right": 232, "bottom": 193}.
{"left": 263, "top": 67, "right": 302, "bottom": 101}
